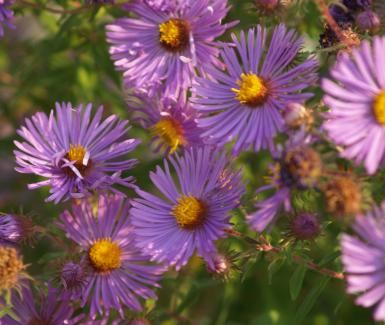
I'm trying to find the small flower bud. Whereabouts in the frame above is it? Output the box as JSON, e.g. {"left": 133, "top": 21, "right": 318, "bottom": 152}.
{"left": 207, "top": 252, "right": 239, "bottom": 280}
{"left": 356, "top": 10, "right": 381, "bottom": 33}
{"left": 282, "top": 103, "right": 313, "bottom": 130}
{"left": 323, "top": 177, "right": 361, "bottom": 217}
{"left": 290, "top": 213, "right": 320, "bottom": 240}
{"left": 0, "top": 214, "right": 35, "bottom": 245}
{"left": 60, "top": 261, "right": 88, "bottom": 294}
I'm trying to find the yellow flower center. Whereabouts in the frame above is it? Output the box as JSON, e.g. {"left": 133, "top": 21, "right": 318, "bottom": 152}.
{"left": 0, "top": 246, "right": 25, "bottom": 292}
{"left": 232, "top": 73, "right": 269, "bottom": 107}
{"left": 172, "top": 196, "right": 207, "bottom": 230}
{"left": 89, "top": 239, "right": 121, "bottom": 272}
{"left": 67, "top": 144, "right": 86, "bottom": 164}
{"left": 373, "top": 91, "right": 385, "bottom": 125}
{"left": 159, "top": 19, "right": 190, "bottom": 51}
{"left": 150, "top": 117, "right": 185, "bottom": 153}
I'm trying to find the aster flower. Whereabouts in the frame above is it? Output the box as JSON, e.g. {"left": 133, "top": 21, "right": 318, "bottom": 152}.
{"left": 127, "top": 93, "right": 205, "bottom": 154}
{"left": 322, "top": 36, "right": 385, "bottom": 174}
{"left": 0, "top": 283, "right": 79, "bottom": 325}
{"left": 130, "top": 146, "right": 245, "bottom": 270}
{"left": 341, "top": 202, "right": 385, "bottom": 321}
{"left": 57, "top": 194, "right": 163, "bottom": 319}
{"left": 247, "top": 135, "right": 321, "bottom": 231}
{"left": 106, "top": 0, "right": 236, "bottom": 97}
{"left": 191, "top": 25, "right": 318, "bottom": 154}
{"left": 0, "top": 0, "right": 14, "bottom": 38}
{"left": 14, "top": 102, "right": 139, "bottom": 203}
{"left": 289, "top": 213, "right": 320, "bottom": 241}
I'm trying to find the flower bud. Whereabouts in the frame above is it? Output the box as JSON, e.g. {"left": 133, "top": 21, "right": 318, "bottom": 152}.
{"left": 207, "top": 252, "right": 239, "bottom": 280}
{"left": 356, "top": 10, "right": 381, "bottom": 33}
{"left": 290, "top": 213, "right": 320, "bottom": 240}
{"left": 60, "top": 261, "right": 88, "bottom": 294}
{"left": 323, "top": 177, "right": 361, "bottom": 216}
{"left": 281, "top": 103, "right": 313, "bottom": 130}
{"left": 0, "top": 214, "right": 35, "bottom": 245}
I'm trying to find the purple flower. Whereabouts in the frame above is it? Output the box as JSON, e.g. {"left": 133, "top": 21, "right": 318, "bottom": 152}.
{"left": 248, "top": 134, "right": 321, "bottom": 231}
{"left": 57, "top": 194, "right": 163, "bottom": 319}
{"left": 0, "top": 214, "right": 35, "bottom": 245}
{"left": 14, "top": 102, "right": 139, "bottom": 203}
{"left": 322, "top": 36, "right": 385, "bottom": 174}
{"left": 0, "top": 0, "right": 14, "bottom": 37}
{"left": 341, "top": 203, "right": 385, "bottom": 321}
{"left": 191, "top": 25, "right": 318, "bottom": 154}
{"left": 130, "top": 147, "right": 245, "bottom": 270}
{"left": 127, "top": 93, "right": 205, "bottom": 154}
{"left": 106, "top": 0, "right": 236, "bottom": 97}
{"left": 0, "top": 283, "right": 79, "bottom": 325}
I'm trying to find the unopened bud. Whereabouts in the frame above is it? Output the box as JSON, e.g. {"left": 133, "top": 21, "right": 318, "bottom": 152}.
{"left": 356, "top": 10, "right": 381, "bottom": 33}
{"left": 282, "top": 103, "right": 313, "bottom": 130}
{"left": 290, "top": 213, "right": 320, "bottom": 240}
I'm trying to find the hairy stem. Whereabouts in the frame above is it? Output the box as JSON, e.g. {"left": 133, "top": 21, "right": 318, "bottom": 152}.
{"left": 225, "top": 228, "right": 344, "bottom": 280}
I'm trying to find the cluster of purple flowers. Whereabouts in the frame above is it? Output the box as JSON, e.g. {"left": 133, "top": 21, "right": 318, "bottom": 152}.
{"left": 2, "top": 0, "right": 385, "bottom": 323}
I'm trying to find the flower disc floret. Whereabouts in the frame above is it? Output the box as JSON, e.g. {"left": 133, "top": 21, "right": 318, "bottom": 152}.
{"left": 89, "top": 239, "right": 121, "bottom": 272}
{"left": 159, "top": 18, "right": 190, "bottom": 51}
{"left": 172, "top": 196, "right": 207, "bottom": 229}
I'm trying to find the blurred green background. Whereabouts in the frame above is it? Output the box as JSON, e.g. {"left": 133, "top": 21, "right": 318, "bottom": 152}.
{"left": 0, "top": 0, "right": 379, "bottom": 324}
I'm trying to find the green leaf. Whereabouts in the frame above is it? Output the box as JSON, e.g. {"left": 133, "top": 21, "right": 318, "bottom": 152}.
{"left": 289, "top": 264, "right": 307, "bottom": 300}
{"left": 268, "top": 258, "right": 285, "bottom": 285}
{"left": 294, "top": 276, "right": 330, "bottom": 323}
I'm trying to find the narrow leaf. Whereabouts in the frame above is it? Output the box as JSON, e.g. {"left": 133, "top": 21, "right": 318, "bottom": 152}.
{"left": 289, "top": 264, "right": 307, "bottom": 300}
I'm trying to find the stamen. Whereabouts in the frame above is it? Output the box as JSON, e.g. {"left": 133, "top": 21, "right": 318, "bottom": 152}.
{"left": 89, "top": 238, "right": 121, "bottom": 272}
{"left": 172, "top": 196, "right": 207, "bottom": 229}
{"left": 151, "top": 117, "right": 185, "bottom": 153}
{"left": 159, "top": 19, "right": 190, "bottom": 52}
{"left": 373, "top": 91, "right": 385, "bottom": 125}
{"left": 232, "top": 73, "right": 269, "bottom": 107}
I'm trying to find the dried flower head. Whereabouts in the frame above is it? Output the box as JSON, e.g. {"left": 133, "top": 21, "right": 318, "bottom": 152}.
{"left": 323, "top": 177, "right": 362, "bottom": 217}
{"left": 0, "top": 246, "right": 27, "bottom": 293}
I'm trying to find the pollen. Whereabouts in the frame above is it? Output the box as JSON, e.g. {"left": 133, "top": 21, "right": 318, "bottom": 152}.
{"left": 151, "top": 117, "right": 185, "bottom": 153}
{"left": 232, "top": 73, "right": 269, "bottom": 107}
{"left": 172, "top": 196, "right": 207, "bottom": 230}
{"left": 89, "top": 238, "right": 121, "bottom": 272}
{"left": 67, "top": 144, "right": 86, "bottom": 165}
{"left": 0, "top": 246, "right": 25, "bottom": 292}
{"left": 159, "top": 19, "right": 190, "bottom": 51}
{"left": 373, "top": 91, "right": 385, "bottom": 125}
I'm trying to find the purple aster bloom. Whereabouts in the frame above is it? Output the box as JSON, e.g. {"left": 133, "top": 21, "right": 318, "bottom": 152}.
{"left": 106, "top": 0, "right": 236, "bottom": 97}
{"left": 127, "top": 93, "right": 205, "bottom": 154}
{"left": 191, "top": 25, "right": 318, "bottom": 154}
{"left": 247, "top": 133, "right": 321, "bottom": 231}
{"left": 0, "top": 214, "right": 35, "bottom": 246}
{"left": 57, "top": 194, "right": 163, "bottom": 319}
{"left": 322, "top": 36, "right": 385, "bottom": 174}
{"left": 0, "top": 283, "right": 79, "bottom": 325}
{"left": 341, "top": 203, "right": 385, "bottom": 321}
{"left": 14, "top": 102, "right": 140, "bottom": 203}
{"left": 130, "top": 146, "right": 245, "bottom": 270}
{"left": 0, "top": 0, "right": 15, "bottom": 38}
{"left": 0, "top": 214, "right": 23, "bottom": 245}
